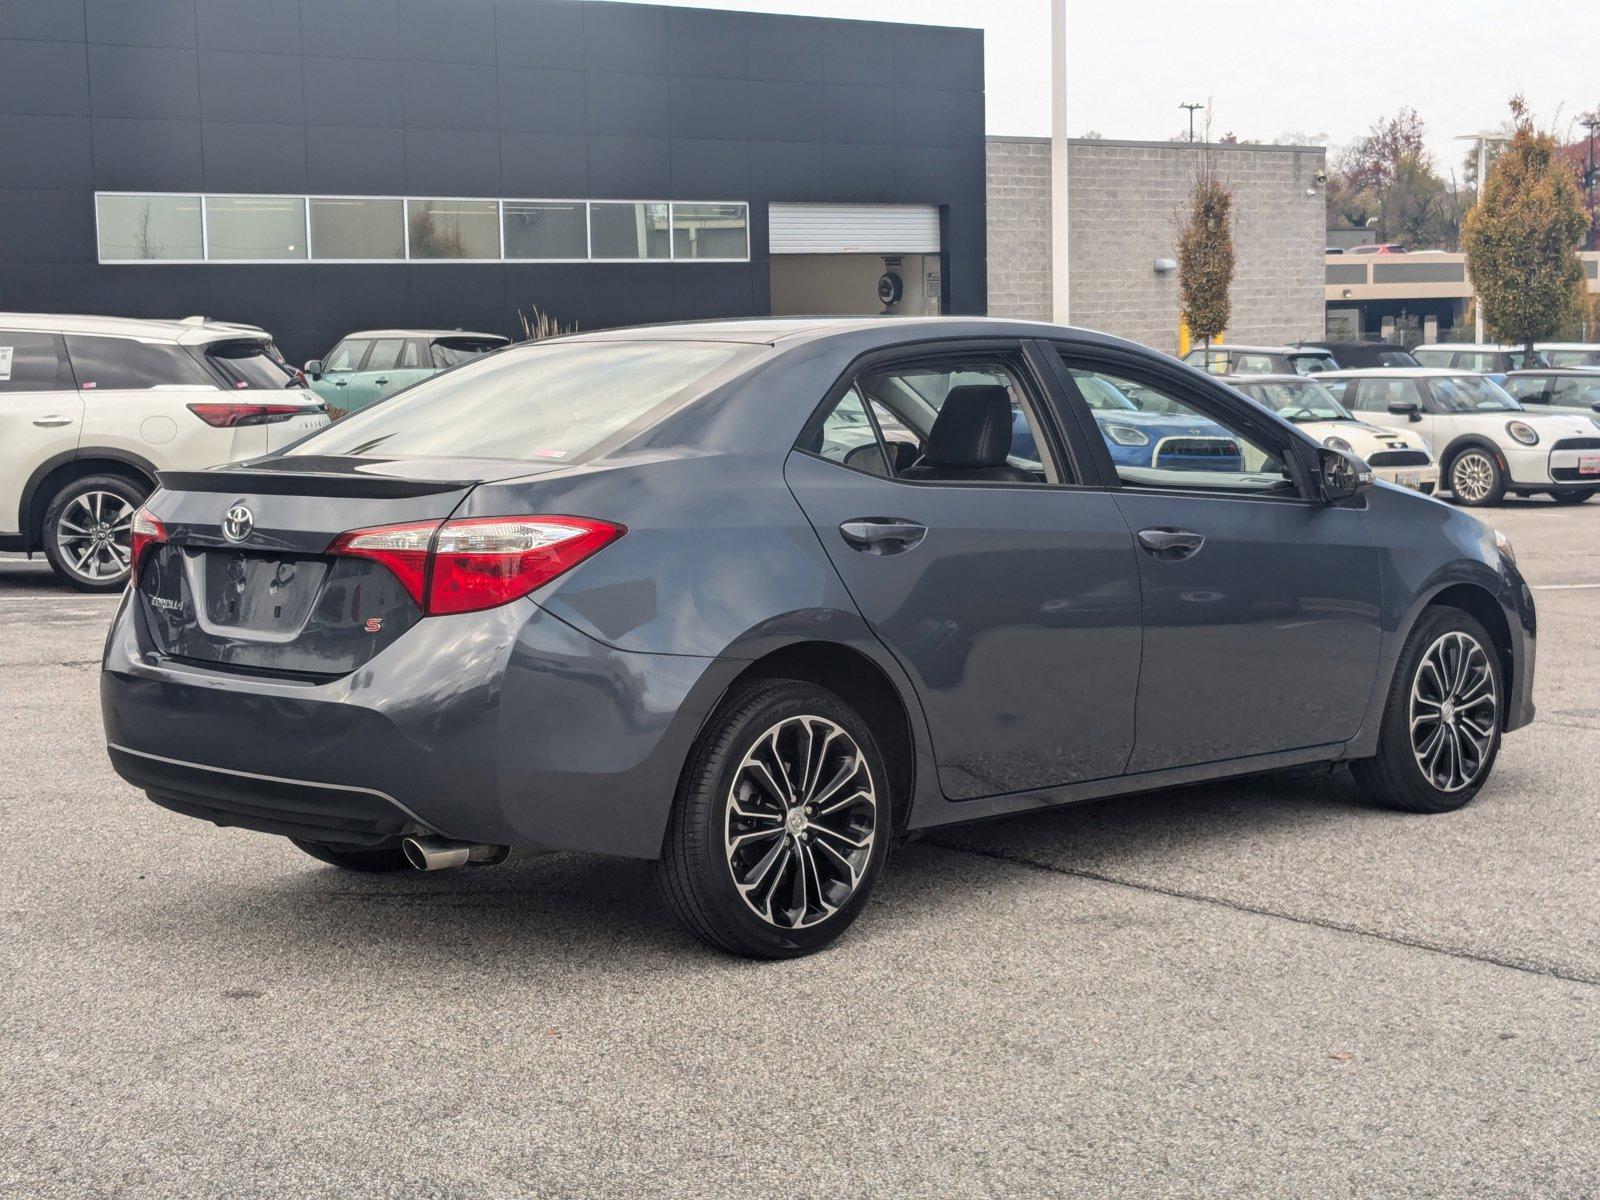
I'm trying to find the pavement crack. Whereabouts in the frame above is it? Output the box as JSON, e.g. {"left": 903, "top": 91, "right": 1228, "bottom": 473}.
{"left": 927, "top": 839, "right": 1600, "bottom": 988}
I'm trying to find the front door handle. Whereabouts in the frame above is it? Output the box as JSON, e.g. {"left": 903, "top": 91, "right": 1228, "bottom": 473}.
{"left": 840, "top": 518, "right": 927, "bottom": 555}
{"left": 332, "top": 379, "right": 348, "bottom": 387}
{"left": 373, "top": 376, "right": 389, "bottom": 385}
{"left": 32, "top": 415, "right": 75, "bottom": 427}
{"left": 1136, "top": 527, "right": 1205, "bottom": 560}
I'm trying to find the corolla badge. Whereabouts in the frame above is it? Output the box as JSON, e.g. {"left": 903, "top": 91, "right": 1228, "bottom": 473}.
{"left": 222, "top": 504, "right": 254, "bottom": 543}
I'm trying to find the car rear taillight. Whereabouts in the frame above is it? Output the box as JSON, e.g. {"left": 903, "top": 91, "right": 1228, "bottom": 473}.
{"left": 325, "top": 521, "right": 440, "bottom": 607}
{"left": 326, "top": 516, "right": 623, "bottom": 615}
{"left": 427, "top": 517, "right": 624, "bottom": 615}
{"left": 187, "top": 402, "right": 322, "bottom": 427}
{"left": 129, "top": 507, "right": 167, "bottom": 585}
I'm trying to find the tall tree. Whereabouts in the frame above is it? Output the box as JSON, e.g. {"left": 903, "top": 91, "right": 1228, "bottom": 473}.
{"left": 1462, "top": 98, "right": 1589, "bottom": 355}
{"left": 1328, "top": 108, "right": 1461, "bottom": 247}
{"left": 1177, "top": 149, "right": 1234, "bottom": 348}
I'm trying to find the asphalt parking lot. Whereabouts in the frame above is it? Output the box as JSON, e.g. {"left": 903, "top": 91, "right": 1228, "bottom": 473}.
{"left": 3, "top": 498, "right": 1597, "bottom": 1199}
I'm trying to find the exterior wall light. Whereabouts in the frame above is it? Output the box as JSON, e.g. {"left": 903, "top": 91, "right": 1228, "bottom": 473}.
{"left": 1153, "top": 258, "right": 1178, "bottom": 274}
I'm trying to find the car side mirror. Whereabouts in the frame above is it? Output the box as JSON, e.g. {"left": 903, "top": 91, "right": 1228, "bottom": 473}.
{"left": 1319, "top": 447, "right": 1372, "bottom": 503}
{"left": 303, "top": 359, "right": 323, "bottom": 380}
{"left": 1387, "top": 399, "right": 1421, "bottom": 421}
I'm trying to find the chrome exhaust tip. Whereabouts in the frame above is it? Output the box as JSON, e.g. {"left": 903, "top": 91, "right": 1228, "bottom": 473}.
{"left": 402, "top": 836, "right": 510, "bottom": 871}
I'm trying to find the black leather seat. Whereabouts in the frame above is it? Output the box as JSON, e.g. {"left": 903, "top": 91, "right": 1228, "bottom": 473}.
{"left": 898, "top": 385, "right": 1035, "bottom": 484}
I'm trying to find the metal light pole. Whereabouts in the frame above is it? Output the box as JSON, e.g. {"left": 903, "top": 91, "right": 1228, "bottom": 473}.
{"left": 1180, "top": 103, "right": 1204, "bottom": 144}
{"left": 1456, "top": 131, "right": 1510, "bottom": 343}
{"left": 1050, "top": 0, "right": 1070, "bottom": 324}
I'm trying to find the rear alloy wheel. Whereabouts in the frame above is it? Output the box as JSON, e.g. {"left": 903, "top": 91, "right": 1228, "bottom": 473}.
{"left": 290, "top": 837, "right": 411, "bottom": 872}
{"left": 1351, "top": 608, "right": 1503, "bottom": 813}
{"left": 1446, "top": 448, "right": 1505, "bottom": 507}
{"left": 1549, "top": 488, "right": 1592, "bottom": 505}
{"left": 657, "top": 680, "right": 890, "bottom": 958}
{"left": 42, "top": 474, "right": 147, "bottom": 592}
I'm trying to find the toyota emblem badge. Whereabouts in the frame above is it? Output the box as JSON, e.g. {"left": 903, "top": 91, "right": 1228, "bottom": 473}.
{"left": 222, "top": 504, "right": 254, "bottom": 543}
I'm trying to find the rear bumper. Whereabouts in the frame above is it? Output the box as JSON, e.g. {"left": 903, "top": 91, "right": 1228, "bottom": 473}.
{"left": 101, "top": 592, "right": 742, "bottom": 858}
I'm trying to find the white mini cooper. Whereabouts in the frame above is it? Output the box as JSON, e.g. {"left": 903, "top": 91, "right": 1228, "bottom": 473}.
{"left": 1316, "top": 368, "right": 1600, "bottom": 506}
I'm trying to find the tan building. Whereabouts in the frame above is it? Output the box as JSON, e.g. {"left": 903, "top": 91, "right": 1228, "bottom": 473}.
{"left": 987, "top": 136, "right": 1327, "bottom": 354}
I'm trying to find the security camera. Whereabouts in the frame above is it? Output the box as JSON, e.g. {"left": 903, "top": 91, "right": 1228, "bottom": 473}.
{"left": 1314, "top": 169, "right": 1328, "bottom": 186}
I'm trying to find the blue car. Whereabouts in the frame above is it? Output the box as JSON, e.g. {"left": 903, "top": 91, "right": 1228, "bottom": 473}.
{"left": 1014, "top": 373, "right": 1244, "bottom": 472}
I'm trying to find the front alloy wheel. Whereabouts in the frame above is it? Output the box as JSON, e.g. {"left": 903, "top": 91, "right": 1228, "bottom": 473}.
{"left": 658, "top": 680, "right": 890, "bottom": 958}
{"left": 1448, "top": 449, "right": 1504, "bottom": 506}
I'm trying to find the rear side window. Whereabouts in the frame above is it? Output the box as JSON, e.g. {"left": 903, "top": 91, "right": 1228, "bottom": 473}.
{"left": 431, "top": 338, "right": 503, "bottom": 367}
{"left": 287, "top": 340, "right": 750, "bottom": 463}
{"left": 204, "top": 338, "right": 299, "bottom": 390}
{"left": 362, "top": 338, "right": 408, "bottom": 372}
{"left": 1412, "top": 349, "right": 1451, "bottom": 367}
{"left": 64, "top": 335, "right": 213, "bottom": 390}
{"left": 1502, "top": 377, "right": 1547, "bottom": 403}
{"left": 0, "top": 331, "right": 73, "bottom": 391}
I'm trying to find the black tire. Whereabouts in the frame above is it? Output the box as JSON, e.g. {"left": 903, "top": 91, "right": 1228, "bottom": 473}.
{"left": 1444, "top": 447, "right": 1505, "bottom": 507}
{"left": 1549, "top": 488, "right": 1592, "bottom": 505}
{"left": 41, "top": 472, "right": 149, "bottom": 592}
{"left": 656, "top": 679, "right": 891, "bottom": 959}
{"left": 1350, "top": 607, "right": 1504, "bottom": 813}
{"left": 290, "top": 837, "right": 412, "bottom": 872}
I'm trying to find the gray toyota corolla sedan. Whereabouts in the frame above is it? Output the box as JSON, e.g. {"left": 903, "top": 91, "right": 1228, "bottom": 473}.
{"left": 101, "top": 318, "right": 1536, "bottom": 958}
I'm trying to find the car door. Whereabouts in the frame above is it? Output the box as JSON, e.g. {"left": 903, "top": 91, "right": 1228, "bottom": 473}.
{"left": 0, "top": 331, "right": 81, "bottom": 538}
{"left": 339, "top": 337, "right": 409, "bottom": 410}
{"left": 311, "top": 337, "right": 372, "bottom": 408}
{"left": 783, "top": 342, "right": 1144, "bottom": 801}
{"left": 372, "top": 338, "right": 435, "bottom": 396}
{"left": 1346, "top": 376, "right": 1448, "bottom": 452}
{"left": 1047, "top": 346, "right": 1383, "bottom": 773}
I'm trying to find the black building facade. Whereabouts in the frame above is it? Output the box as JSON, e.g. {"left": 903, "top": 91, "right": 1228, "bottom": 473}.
{"left": 0, "top": 0, "right": 987, "bottom": 362}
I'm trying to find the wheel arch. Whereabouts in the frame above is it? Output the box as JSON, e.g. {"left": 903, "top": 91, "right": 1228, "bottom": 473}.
{"left": 1436, "top": 433, "right": 1506, "bottom": 478}
{"left": 22, "top": 449, "right": 159, "bottom": 547}
{"left": 1420, "top": 582, "right": 1515, "bottom": 727}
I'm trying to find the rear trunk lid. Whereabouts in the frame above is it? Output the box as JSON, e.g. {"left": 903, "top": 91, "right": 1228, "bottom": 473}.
{"left": 137, "top": 455, "right": 550, "bottom": 677}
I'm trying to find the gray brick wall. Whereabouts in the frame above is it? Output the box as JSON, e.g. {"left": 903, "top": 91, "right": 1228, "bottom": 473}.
{"left": 986, "top": 137, "right": 1326, "bottom": 355}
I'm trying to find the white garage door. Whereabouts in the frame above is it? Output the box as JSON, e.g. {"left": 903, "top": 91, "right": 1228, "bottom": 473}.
{"left": 768, "top": 204, "right": 941, "bottom": 255}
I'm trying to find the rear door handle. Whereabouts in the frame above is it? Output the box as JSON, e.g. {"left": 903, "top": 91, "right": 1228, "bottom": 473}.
{"left": 840, "top": 518, "right": 927, "bottom": 555}
{"left": 373, "top": 377, "right": 389, "bottom": 385}
{"left": 1136, "top": 527, "right": 1205, "bottom": 560}
{"left": 32, "top": 415, "right": 75, "bottom": 427}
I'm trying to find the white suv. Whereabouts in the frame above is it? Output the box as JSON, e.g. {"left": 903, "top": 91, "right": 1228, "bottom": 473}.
{"left": 1, "top": 314, "right": 328, "bottom": 590}
{"left": 1316, "top": 368, "right": 1600, "bottom": 506}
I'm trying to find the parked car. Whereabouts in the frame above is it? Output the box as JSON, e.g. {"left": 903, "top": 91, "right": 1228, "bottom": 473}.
{"left": 1316, "top": 367, "right": 1600, "bottom": 505}
{"left": 306, "top": 329, "right": 509, "bottom": 411}
{"left": 1013, "top": 370, "right": 1244, "bottom": 472}
{"left": 1223, "top": 374, "right": 1438, "bottom": 493}
{"left": 103, "top": 318, "right": 1536, "bottom": 958}
{"left": 0, "top": 313, "right": 327, "bottom": 590}
{"left": 1412, "top": 344, "right": 1552, "bottom": 373}
{"left": 1500, "top": 370, "right": 1600, "bottom": 415}
{"left": 1183, "top": 344, "right": 1340, "bottom": 376}
{"left": 1533, "top": 343, "right": 1600, "bottom": 369}
{"left": 1297, "top": 341, "right": 1420, "bottom": 369}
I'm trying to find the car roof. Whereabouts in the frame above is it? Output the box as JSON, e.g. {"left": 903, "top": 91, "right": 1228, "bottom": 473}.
{"left": 1412, "top": 343, "right": 1515, "bottom": 352}
{"left": 1534, "top": 342, "right": 1600, "bottom": 350}
{"left": 1315, "top": 367, "right": 1469, "bottom": 378}
{"left": 1504, "top": 367, "right": 1600, "bottom": 376}
{"left": 1189, "top": 344, "right": 1304, "bottom": 355}
{"left": 0, "top": 311, "right": 269, "bottom": 345}
{"left": 1216, "top": 373, "right": 1320, "bottom": 385}
{"left": 340, "top": 328, "right": 509, "bottom": 342}
{"left": 549, "top": 315, "right": 1156, "bottom": 351}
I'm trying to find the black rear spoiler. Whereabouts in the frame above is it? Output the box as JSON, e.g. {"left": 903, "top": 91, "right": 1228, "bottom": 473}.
{"left": 157, "top": 469, "right": 476, "bottom": 499}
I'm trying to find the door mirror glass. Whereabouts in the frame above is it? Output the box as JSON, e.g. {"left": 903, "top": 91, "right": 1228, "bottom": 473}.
{"left": 1319, "top": 447, "right": 1371, "bottom": 502}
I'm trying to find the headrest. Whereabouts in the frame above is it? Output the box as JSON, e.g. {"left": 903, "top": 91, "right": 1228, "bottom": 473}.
{"left": 923, "top": 385, "right": 1015, "bottom": 467}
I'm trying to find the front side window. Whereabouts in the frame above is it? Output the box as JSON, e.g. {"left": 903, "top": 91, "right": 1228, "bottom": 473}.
{"left": 204, "top": 195, "right": 307, "bottom": 260}
{"left": 1348, "top": 378, "right": 1424, "bottom": 413}
{"left": 0, "top": 331, "right": 72, "bottom": 392}
{"left": 324, "top": 339, "right": 371, "bottom": 372}
{"left": 1547, "top": 349, "right": 1600, "bottom": 367}
{"left": 1506, "top": 350, "right": 1550, "bottom": 370}
{"left": 1551, "top": 376, "right": 1600, "bottom": 407}
{"left": 1066, "top": 364, "right": 1293, "bottom": 494}
{"left": 1430, "top": 376, "right": 1519, "bottom": 413}
{"left": 590, "top": 202, "right": 670, "bottom": 260}
{"left": 287, "top": 341, "right": 750, "bottom": 463}
{"left": 1232, "top": 354, "right": 1278, "bottom": 375}
{"left": 95, "top": 194, "right": 203, "bottom": 261}
{"left": 64, "top": 336, "right": 214, "bottom": 390}
{"left": 361, "top": 338, "right": 408, "bottom": 372}
{"left": 1412, "top": 348, "right": 1451, "bottom": 368}
{"left": 407, "top": 199, "right": 499, "bottom": 259}
{"left": 1502, "top": 377, "right": 1548, "bottom": 403}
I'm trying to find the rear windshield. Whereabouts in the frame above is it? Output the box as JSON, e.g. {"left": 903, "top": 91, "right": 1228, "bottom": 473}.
{"left": 286, "top": 340, "right": 750, "bottom": 462}
{"left": 203, "top": 338, "right": 301, "bottom": 389}
{"left": 432, "top": 337, "right": 506, "bottom": 367}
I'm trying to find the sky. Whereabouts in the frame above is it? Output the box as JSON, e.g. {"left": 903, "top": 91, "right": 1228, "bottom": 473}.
{"left": 646, "top": 0, "right": 1600, "bottom": 172}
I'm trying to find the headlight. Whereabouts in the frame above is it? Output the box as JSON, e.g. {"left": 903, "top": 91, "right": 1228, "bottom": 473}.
{"left": 1104, "top": 423, "right": 1150, "bottom": 446}
{"left": 1506, "top": 420, "right": 1539, "bottom": 446}
{"left": 1494, "top": 529, "right": 1515, "bottom": 565}
{"left": 1322, "top": 435, "right": 1353, "bottom": 453}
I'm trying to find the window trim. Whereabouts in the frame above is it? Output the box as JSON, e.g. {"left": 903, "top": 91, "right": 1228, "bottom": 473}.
{"left": 94, "top": 192, "right": 751, "bottom": 266}
{"left": 1045, "top": 342, "right": 1320, "bottom": 503}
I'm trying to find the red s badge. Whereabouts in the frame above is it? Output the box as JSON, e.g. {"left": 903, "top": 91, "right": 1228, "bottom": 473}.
{"left": 364, "top": 617, "right": 383, "bottom": 633}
